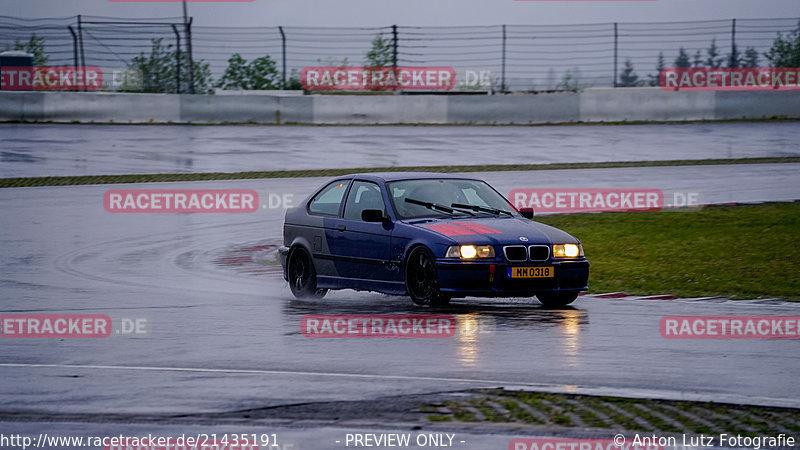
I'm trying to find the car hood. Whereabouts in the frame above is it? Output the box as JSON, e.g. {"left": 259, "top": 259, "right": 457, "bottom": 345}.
{"left": 402, "top": 216, "right": 579, "bottom": 245}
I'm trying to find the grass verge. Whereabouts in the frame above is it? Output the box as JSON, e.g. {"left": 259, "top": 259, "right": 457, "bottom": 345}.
{"left": 535, "top": 202, "right": 800, "bottom": 301}
{"left": 1, "top": 156, "right": 798, "bottom": 188}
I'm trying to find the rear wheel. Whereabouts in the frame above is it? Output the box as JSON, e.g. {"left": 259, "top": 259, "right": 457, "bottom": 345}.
{"left": 536, "top": 292, "right": 579, "bottom": 307}
{"left": 405, "top": 247, "right": 450, "bottom": 306}
{"left": 287, "top": 246, "right": 328, "bottom": 299}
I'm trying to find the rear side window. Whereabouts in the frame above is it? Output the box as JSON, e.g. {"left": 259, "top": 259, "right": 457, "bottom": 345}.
{"left": 308, "top": 180, "right": 350, "bottom": 216}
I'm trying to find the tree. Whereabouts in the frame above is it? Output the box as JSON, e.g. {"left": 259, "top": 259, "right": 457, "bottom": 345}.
{"left": 557, "top": 70, "right": 579, "bottom": 91}
{"left": 649, "top": 52, "right": 666, "bottom": 86}
{"left": 129, "top": 38, "right": 173, "bottom": 93}
{"left": 317, "top": 56, "right": 349, "bottom": 68}
{"left": 127, "top": 38, "right": 211, "bottom": 93}
{"left": 285, "top": 69, "right": 302, "bottom": 90}
{"left": 215, "top": 53, "right": 280, "bottom": 90}
{"left": 674, "top": 48, "right": 691, "bottom": 68}
{"left": 247, "top": 56, "right": 280, "bottom": 90}
{"left": 742, "top": 47, "right": 760, "bottom": 68}
{"left": 692, "top": 50, "right": 704, "bottom": 68}
{"left": 365, "top": 33, "right": 394, "bottom": 67}
{"left": 544, "top": 67, "right": 556, "bottom": 90}
{"left": 705, "top": 38, "right": 724, "bottom": 68}
{"left": 215, "top": 54, "right": 248, "bottom": 89}
{"left": 6, "top": 35, "right": 48, "bottom": 66}
{"left": 618, "top": 59, "right": 639, "bottom": 87}
{"left": 765, "top": 21, "right": 800, "bottom": 67}
{"left": 192, "top": 60, "right": 213, "bottom": 94}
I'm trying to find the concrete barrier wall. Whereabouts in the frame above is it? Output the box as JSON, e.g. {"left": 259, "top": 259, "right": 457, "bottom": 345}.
{"left": 1, "top": 88, "right": 798, "bottom": 125}
{"left": 313, "top": 95, "right": 448, "bottom": 124}
{"left": 580, "top": 88, "right": 716, "bottom": 122}
{"left": 714, "top": 90, "right": 800, "bottom": 120}
{"left": 447, "top": 93, "right": 580, "bottom": 124}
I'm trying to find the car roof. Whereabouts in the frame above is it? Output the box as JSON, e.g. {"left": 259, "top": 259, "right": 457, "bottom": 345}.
{"left": 337, "top": 172, "right": 482, "bottom": 182}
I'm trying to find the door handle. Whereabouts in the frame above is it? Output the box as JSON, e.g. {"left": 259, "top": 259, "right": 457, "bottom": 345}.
{"left": 337, "top": 224, "right": 346, "bottom": 232}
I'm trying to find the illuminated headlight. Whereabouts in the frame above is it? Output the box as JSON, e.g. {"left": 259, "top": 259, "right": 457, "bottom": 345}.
{"left": 552, "top": 243, "right": 583, "bottom": 258}
{"left": 446, "top": 245, "right": 495, "bottom": 259}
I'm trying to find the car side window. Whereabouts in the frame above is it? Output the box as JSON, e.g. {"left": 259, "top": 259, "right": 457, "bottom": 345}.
{"left": 308, "top": 180, "right": 350, "bottom": 216}
{"left": 343, "top": 181, "right": 386, "bottom": 221}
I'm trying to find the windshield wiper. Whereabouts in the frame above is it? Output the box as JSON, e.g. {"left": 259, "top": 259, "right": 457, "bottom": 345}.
{"left": 405, "top": 198, "right": 454, "bottom": 214}
{"left": 405, "top": 197, "right": 471, "bottom": 215}
{"left": 451, "top": 203, "right": 513, "bottom": 216}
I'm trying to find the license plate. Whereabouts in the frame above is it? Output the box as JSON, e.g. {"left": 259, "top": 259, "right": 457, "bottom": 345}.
{"left": 507, "top": 266, "right": 554, "bottom": 278}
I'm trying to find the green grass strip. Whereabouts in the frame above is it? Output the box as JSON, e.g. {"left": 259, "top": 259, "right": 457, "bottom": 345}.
{"left": 535, "top": 202, "right": 800, "bottom": 301}
{"left": 2, "top": 156, "right": 799, "bottom": 189}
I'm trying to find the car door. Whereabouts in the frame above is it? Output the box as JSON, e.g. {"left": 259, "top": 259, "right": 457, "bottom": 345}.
{"left": 305, "top": 178, "right": 351, "bottom": 279}
{"left": 329, "top": 180, "right": 393, "bottom": 281}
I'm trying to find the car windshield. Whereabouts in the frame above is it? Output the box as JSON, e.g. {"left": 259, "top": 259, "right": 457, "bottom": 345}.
{"left": 387, "top": 178, "right": 517, "bottom": 219}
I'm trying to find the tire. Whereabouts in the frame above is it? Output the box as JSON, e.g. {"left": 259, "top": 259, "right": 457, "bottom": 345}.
{"left": 405, "top": 247, "right": 450, "bottom": 306}
{"left": 536, "top": 291, "right": 579, "bottom": 307}
{"left": 287, "top": 246, "right": 328, "bottom": 299}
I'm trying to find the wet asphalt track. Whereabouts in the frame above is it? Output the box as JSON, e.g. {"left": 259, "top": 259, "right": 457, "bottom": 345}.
{"left": 2, "top": 122, "right": 800, "bottom": 178}
{"left": 1, "top": 171, "right": 799, "bottom": 449}
{"left": 1, "top": 124, "right": 800, "bottom": 448}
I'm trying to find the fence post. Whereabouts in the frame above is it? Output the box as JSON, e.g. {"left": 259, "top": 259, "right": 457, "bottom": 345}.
{"left": 68, "top": 26, "right": 79, "bottom": 72}
{"left": 186, "top": 18, "right": 194, "bottom": 93}
{"left": 391, "top": 25, "right": 398, "bottom": 92}
{"left": 181, "top": 1, "right": 195, "bottom": 93}
{"left": 77, "top": 15, "right": 86, "bottom": 92}
{"left": 172, "top": 24, "right": 181, "bottom": 94}
{"left": 501, "top": 24, "right": 507, "bottom": 93}
{"left": 731, "top": 18, "right": 737, "bottom": 67}
{"left": 392, "top": 25, "right": 398, "bottom": 68}
{"left": 613, "top": 22, "right": 618, "bottom": 88}
{"left": 279, "top": 26, "right": 286, "bottom": 89}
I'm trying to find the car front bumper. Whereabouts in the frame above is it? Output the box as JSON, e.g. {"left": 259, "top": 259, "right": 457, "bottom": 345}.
{"left": 436, "top": 259, "right": 589, "bottom": 297}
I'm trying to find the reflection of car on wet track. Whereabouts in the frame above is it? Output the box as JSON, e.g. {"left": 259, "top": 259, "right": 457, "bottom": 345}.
{"left": 279, "top": 173, "right": 589, "bottom": 306}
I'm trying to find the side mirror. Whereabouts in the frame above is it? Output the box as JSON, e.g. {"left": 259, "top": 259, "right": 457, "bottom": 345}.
{"left": 519, "top": 207, "right": 534, "bottom": 219}
{"left": 361, "top": 209, "right": 387, "bottom": 223}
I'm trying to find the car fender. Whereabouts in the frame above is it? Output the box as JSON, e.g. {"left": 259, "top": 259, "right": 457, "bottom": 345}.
{"left": 400, "top": 238, "right": 449, "bottom": 266}
{"left": 287, "top": 236, "right": 315, "bottom": 261}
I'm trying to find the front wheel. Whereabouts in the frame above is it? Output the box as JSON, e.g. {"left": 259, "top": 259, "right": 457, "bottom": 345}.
{"left": 287, "top": 246, "right": 328, "bottom": 299}
{"left": 536, "top": 292, "right": 579, "bottom": 307}
{"left": 405, "top": 247, "right": 450, "bottom": 306}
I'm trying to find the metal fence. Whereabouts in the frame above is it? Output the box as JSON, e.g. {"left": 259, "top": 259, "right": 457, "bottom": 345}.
{"left": 1, "top": 15, "right": 798, "bottom": 92}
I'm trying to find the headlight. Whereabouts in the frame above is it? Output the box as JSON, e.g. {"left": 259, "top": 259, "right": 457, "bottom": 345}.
{"left": 552, "top": 243, "right": 582, "bottom": 258}
{"left": 446, "top": 245, "right": 495, "bottom": 259}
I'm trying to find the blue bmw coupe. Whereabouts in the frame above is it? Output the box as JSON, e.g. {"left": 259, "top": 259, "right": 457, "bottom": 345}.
{"left": 279, "top": 173, "right": 589, "bottom": 306}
